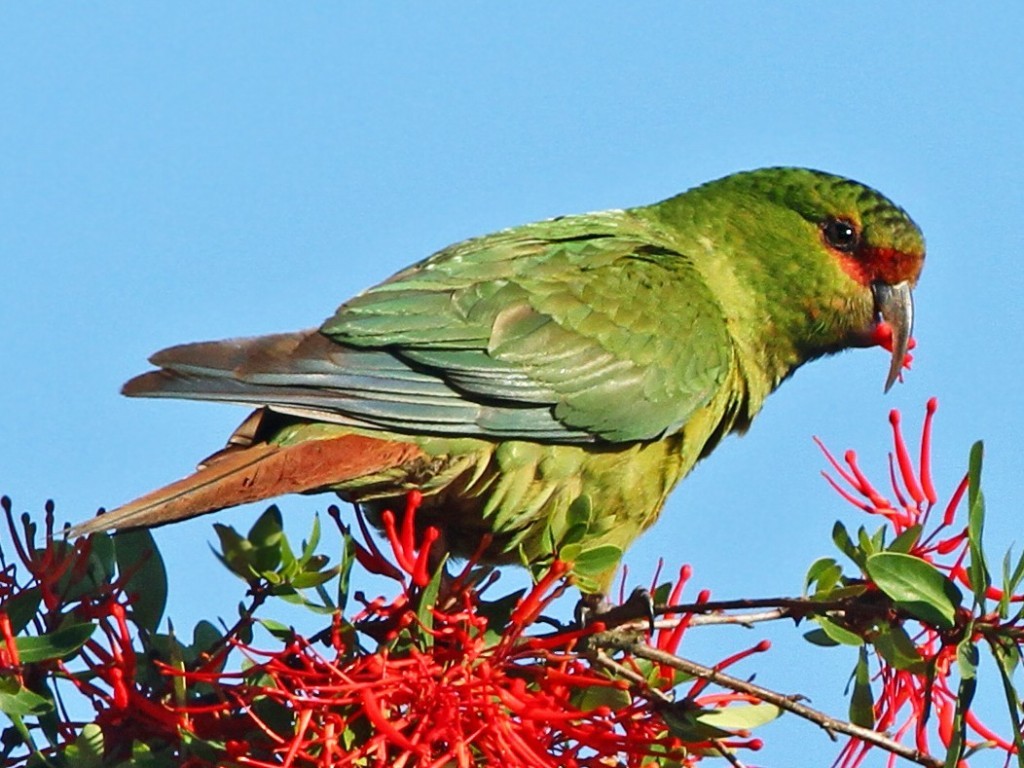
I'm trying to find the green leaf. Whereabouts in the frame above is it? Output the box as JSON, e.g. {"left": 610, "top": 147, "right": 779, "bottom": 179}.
{"left": 858, "top": 526, "right": 881, "bottom": 559}
{"left": 54, "top": 535, "right": 115, "bottom": 601}
{"left": 416, "top": 556, "right": 447, "bottom": 648}
{"left": 288, "top": 567, "right": 340, "bottom": 590}
{"left": 573, "top": 683, "right": 632, "bottom": 713}
{"left": 301, "top": 513, "right": 322, "bottom": 562}
{"left": 832, "top": 521, "right": 863, "bottom": 567}
{"left": 566, "top": 495, "right": 594, "bottom": 530}
{"left": 815, "top": 616, "right": 863, "bottom": 647}
{"left": 944, "top": 639, "right": 979, "bottom": 768}
{"left": 11, "top": 623, "right": 96, "bottom": 664}
{"left": 849, "top": 647, "right": 874, "bottom": 728}
{"left": 865, "top": 552, "right": 962, "bottom": 629}
{"left": 559, "top": 526, "right": 587, "bottom": 551}
{"left": 248, "top": 506, "right": 285, "bottom": 572}
{"left": 336, "top": 530, "right": 356, "bottom": 614}
{"left": 277, "top": 537, "right": 298, "bottom": 578}
{"left": 2, "top": 587, "right": 41, "bottom": 635}
{"left": 999, "top": 549, "right": 1017, "bottom": 619}
{"left": 1009, "top": 547, "right": 1024, "bottom": 595}
{"left": 248, "top": 505, "right": 284, "bottom": 547}
{"left": 559, "top": 539, "right": 581, "bottom": 562}
{"left": 872, "top": 623, "right": 926, "bottom": 673}
{"left": 993, "top": 633, "right": 1022, "bottom": 679}
{"left": 661, "top": 703, "right": 733, "bottom": 742}
{"left": 696, "top": 702, "right": 780, "bottom": 730}
{"left": 570, "top": 544, "right": 622, "bottom": 579}
{"left": 212, "top": 524, "right": 253, "bottom": 579}
{"left": 967, "top": 441, "right": 983, "bottom": 511}
{"left": 888, "top": 524, "right": 922, "bottom": 554}
{"left": 803, "top": 628, "right": 839, "bottom": 647}
{"left": 479, "top": 588, "right": 526, "bottom": 642}
{"left": 824, "top": 583, "right": 870, "bottom": 601}
{"left": 193, "top": 620, "right": 224, "bottom": 656}
{"left": 0, "top": 677, "right": 52, "bottom": 717}
{"left": 651, "top": 581, "right": 674, "bottom": 607}
{"left": 303, "top": 555, "right": 330, "bottom": 572}
{"left": 965, "top": 441, "right": 990, "bottom": 607}
{"left": 990, "top": 637, "right": 1024, "bottom": 766}
{"left": 258, "top": 618, "right": 295, "bottom": 641}
{"left": 63, "top": 722, "right": 104, "bottom": 768}
{"left": 957, "top": 637, "right": 978, "bottom": 681}
{"left": 115, "top": 528, "right": 168, "bottom": 632}
{"left": 870, "top": 526, "right": 886, "bottom": 553}
{"left": 805, "top": 557, "right": 842, "bottom": 596}
{"left": 967, "top": 489, "right": 990, "bottom": 607}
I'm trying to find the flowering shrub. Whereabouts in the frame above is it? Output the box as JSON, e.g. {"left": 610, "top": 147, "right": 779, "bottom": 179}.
{"left": 0, "top": 496, "right": 773, "bottom": 767}
{"left": 811, "top": 399, "right": 1024, "bottom": 766}
{"left": 2, "top": 400, "right": 1024, "bottom": 767}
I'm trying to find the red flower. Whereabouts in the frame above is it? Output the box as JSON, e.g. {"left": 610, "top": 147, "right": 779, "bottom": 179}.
{"left": 819, "top": 400, "right": 1022, "bottom": 766}
{"left": 1, "top": 497, "right": 185, "bottom": 761}
{"left": 159, "top": 497, "right": 770, "bottom": 767}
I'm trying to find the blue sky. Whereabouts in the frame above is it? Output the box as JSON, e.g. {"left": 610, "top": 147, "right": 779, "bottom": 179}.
{"left": 2, "top": 4, "right": 1022, "bottom": 764}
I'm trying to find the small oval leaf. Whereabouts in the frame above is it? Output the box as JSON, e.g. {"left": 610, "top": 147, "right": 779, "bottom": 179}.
{"left": 13, "top": 623, "right": 96, "bottom": 664}
{"left": 866, "top": 552, "right": 962, "bottom": 629}
{"left": 815, "top": 616, "right": 864, "bottom": 647}
{"left": 697, "top": 702, "right": 781, "bottom": 730}
{"left": 849, "top": 648, "right": 875, "bottom": 728}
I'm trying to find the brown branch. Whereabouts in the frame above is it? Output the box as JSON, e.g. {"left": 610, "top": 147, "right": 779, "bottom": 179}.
{"left": 662, "top": 608, "right": 792, "bottom": 629}
{"left": 590, "top": 650, "right": 750, "bottom": 767}
{"left": 656, "top": 595, "right": 871, "bottom": 618}
{"left": 600, "top": 608, "right": 793, "bottom": 636}
{"left": 590, "top": 649, "right": 672, "bottom": 703}
{"left": 594, "top": 630, "right": 943, "bottom": 768}
{"left": 710, "top": 738, "right": 748, "bottom": 768}
{"left": 617, "top": 597, "right": 880, "bottom": 633}
{"left": 595, "top": 591, "right": 887, "bottom": 634}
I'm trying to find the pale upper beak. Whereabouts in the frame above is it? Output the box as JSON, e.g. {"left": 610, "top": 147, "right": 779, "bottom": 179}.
{"left": 872, "top": 281, "right": 914, "bottom": 392}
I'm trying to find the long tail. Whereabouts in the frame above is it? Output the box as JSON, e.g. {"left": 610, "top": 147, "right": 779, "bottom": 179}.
{"left": 70, "top": 433, "right": 425, "bottom": 536}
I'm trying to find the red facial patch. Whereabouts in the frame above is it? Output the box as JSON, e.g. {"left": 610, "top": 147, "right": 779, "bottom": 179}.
{"left": 833, "top": 246, "right": 923, "bottom": 287}
{"left": 862, "top": 245, "right": 924, "bottom": 285}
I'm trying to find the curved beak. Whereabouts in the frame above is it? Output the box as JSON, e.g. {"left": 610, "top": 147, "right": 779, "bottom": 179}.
{"left": 873, "top": 281, "right": 914, "bottom": 392}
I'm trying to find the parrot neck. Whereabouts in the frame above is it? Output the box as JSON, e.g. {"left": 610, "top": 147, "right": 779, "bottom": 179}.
{"left": 691, "top": 248, "right": 803, "bottom": 414}
{"left": 641, "top": 192, "right": 855, "bottom": 412}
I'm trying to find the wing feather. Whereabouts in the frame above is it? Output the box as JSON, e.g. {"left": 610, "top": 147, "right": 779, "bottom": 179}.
{"left": 127, "top": 211, "right": 735, "bottom": 443}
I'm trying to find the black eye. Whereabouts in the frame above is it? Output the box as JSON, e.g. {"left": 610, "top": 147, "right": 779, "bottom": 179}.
{"left": 821, "top": 217, "right": 860, "bottom": 253}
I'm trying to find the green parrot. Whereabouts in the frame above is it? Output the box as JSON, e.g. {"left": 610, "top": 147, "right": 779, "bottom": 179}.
{"left": 72, "top": 167, "right": 924, "bottom": 591}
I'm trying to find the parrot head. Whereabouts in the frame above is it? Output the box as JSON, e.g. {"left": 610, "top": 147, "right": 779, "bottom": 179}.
{"left": 808, "top": 175, "right": 924, "bottom": 390}
{"left": 675, "top": 167, "right": 925, "bottom": 391}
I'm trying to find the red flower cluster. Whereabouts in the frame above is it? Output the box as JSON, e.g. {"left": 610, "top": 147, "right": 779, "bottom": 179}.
{"left": 818, "top": 399, "right": 1022, "bottom": 766}
{"left": 166, "top": 493, "right": 766, "bottom": 767}
{"left": 0, "top": 498, "right": 184, "bottom": 759}
{"left": 2, "top": 491, "right": 775, "bottom": 767}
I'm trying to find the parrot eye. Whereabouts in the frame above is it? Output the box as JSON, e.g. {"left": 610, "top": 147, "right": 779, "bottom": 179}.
{"left": 821, "top": 217, "right": 860, "bottom": 253}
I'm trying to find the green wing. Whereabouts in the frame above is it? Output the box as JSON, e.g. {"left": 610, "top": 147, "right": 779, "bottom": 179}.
{"left": 321, "top": 212, "right": 734, "bottom": 442}
{"left": 127, "top": 211, "right": 734, "bottom": 444}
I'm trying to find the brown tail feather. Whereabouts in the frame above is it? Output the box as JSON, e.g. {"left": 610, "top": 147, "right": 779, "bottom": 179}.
{"left": 71, "top": 434, "right": 425, "bottom": 536}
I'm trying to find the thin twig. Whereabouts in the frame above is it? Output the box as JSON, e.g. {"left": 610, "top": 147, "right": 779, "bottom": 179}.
{"left": 590, "top": 650, "right": 672, "bottom": 704}
{"left": 656, "top": 595, "right": 868, "bottom": 618}
{"left": 602, "top": 608, "right": 794, "bottom": 637}
{"left": 591, "top": 651, "right": 751, "bottom": 766}
{"left": 710, "top": 738, "right": 747, "bottom": 767}
{"left": 596, "top": 592, "right": 886, "bottom": 633}
{"left": 662, "top": 608, "right": 793, "bottom": 629}
{"left": 594, "top": 631, "right": 943, "bottom": 768}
